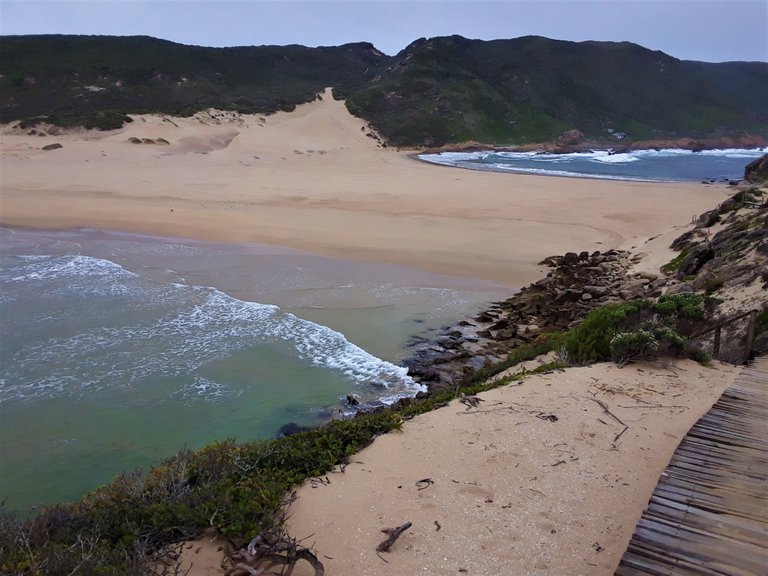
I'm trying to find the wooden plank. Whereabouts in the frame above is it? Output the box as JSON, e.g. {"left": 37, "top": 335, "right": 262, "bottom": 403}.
{"left": 615, "top": 358, "right": 768, "bottom": 575}
{"left": 646, "top": 497, "right": 767, "bottom": 545}
{"left": 629, "top": 519, "right": 766, "bottom": 575}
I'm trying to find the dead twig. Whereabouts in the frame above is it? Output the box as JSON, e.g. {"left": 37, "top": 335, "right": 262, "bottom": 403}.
{"left": 415, "top": 478, "right": 434, "bottom": 491}
{"left": 225, "top": 492, "right": 324, "bottom": 576}
{"left": 376, "top": 521, "right": 412, "bottom": 553}
{"left": 459, "top": 394, "right": 484, "bottom": 410}
{"left": 587, "top": 397, "right": 629, "bottom": 444}
{"left": 456, "top": 405, "right": 520, "bottom": 416}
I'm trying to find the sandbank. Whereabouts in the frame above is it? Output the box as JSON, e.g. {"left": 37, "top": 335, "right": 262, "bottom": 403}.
{"left": 0, "top": 89, "right": 732, "bottom": 287}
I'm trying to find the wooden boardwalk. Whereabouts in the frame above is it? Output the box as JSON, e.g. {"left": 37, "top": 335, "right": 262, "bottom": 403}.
{"left": 615, "top": 357, "right": 768, "bottom": 576}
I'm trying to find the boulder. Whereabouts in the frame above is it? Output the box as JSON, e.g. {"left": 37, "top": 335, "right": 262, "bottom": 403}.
{"left": 41, "top": 143, "right": 63, "bottom": 151}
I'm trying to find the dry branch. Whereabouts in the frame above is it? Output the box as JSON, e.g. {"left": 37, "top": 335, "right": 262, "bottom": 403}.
{"left": 459, "top": 394, "right": 484, "bottom": 410}
{"left": 225, "top": 493, "right": 324, "bottom": 576}
{"left": 376, "top": 521, "right": 412, "bottom": 553}
{"left": 588, "top": 397, "right": 629, "bottom": 444}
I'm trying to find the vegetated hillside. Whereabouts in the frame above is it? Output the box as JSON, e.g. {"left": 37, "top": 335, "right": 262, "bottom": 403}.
{"left": 0, "top": 35, "right": 388, "bottom": 129}
{"left": 1, "top": 34, "right": 766, "bottom": 145}
{"left": 348, "top": 35, "right": 768, "bottom": 146}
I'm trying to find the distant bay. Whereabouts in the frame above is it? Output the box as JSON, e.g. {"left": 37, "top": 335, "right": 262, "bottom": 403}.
{"left": 419, "top": 148, "right": 767, "bottom": 182}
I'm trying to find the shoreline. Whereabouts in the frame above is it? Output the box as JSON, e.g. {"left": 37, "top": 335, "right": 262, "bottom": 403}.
{"left": 418, "top": 136, "right": 768, "bottom": 155}
{"left": 0, "top": 91, "right": 735, "bottom": 288}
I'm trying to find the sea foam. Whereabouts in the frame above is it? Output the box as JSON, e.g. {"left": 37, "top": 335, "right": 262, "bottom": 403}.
{"left": 0, "top": 253, "right": 421, "bottom": 404}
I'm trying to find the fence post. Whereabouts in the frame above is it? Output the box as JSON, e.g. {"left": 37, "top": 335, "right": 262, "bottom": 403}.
{"left": 713, "top": 326, "right": 721, "bottom": 357}
{"left": 744, "top": 310, "right": 757, "bottom": 362}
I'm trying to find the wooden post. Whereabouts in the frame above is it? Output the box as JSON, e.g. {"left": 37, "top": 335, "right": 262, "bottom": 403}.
{"left": 744, "top": 310, "right": 757, "bottom": 362}
{"left": 713, "top": 326, "right": 721, "bottom": 357}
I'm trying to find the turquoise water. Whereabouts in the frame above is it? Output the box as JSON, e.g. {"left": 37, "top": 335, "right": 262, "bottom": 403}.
{"left": 0, "top": 228, "right": 508, "bottom": 513}
{"left": 419, "top": 147, "right": 767, "bottom": 182}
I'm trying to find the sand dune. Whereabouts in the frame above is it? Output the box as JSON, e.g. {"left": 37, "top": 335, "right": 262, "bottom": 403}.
{"left": 0, "top": 88, "right": 731, "bottom": 287}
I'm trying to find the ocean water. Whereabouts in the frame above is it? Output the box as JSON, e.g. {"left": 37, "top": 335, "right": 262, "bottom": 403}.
{"left": 0, "top": 228, "right": 508, "bottom": 513}
{"left": 419, "top": 147, "right": 767, "bottom": 182}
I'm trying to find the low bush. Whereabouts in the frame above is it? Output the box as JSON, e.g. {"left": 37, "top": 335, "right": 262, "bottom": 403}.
{"left": 551, "top": 299, "right": 649, "bottom": 364}
{"left": 610, "top": 330, "right": 658, "bottom": 365}
{"left": 552, "top": 293, "right": 707, "bottom": 365}
{"left": 661, "top": 244, "right": 698, "bottom": 273}
{"left": 704, "top": 276, "right": 725, "bottom": 294}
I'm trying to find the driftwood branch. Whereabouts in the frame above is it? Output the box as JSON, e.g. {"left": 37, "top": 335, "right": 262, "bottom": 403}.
{"left": 225, "top": 492, "right": 324, "bottom": 576}
{"left": 376, "top": 521, "right": 412, "bottom": 553}
{"left": 588, "top": 397, "right": 629, "bottom": 444}
{"left": 459, "top": 394, "right": 484, "bottom": 410}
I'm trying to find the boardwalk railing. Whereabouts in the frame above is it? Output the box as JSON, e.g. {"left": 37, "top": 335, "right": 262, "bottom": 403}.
{"left": 694, "top": 309, "right": 759, "bottom": 364}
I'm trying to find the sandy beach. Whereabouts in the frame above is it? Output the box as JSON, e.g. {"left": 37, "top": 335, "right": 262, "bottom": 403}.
{"left": 0, "top": 88, "right": 731, "bottom": 287}
{"left": 1, "top": 91, "right": 745, "bottom": 574}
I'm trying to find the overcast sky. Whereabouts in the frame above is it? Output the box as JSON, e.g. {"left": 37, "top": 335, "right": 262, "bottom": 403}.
{"left": 1, "top": 0, "right": 766, "bottom": 62}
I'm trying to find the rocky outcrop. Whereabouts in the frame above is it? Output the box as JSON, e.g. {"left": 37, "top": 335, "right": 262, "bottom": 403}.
{"left": 556, "top": 129, "right": 584, "bottom": 146}
{"left": 405, "top": 185, "right": 768, "bottom": 388}
{"left": 404, "top": 249, "right": 670, "bottom": 390}
{"left": 745, "top": 153, "right": 768, "bottom": 184}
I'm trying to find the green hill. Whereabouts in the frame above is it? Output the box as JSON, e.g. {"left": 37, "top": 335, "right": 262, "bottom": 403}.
{"left": 0, "top": 35, "right": 387, "bottom": 129}
{"left": 1, "top": 34, "right": 766, "bottom": 145}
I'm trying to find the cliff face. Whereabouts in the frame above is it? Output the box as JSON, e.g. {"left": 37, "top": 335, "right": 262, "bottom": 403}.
{"left": 405, "top": 184, "right": 768, "bottom": 386}
{"left": 2, "top": 34, "right": 766, "bottom": 145}
{"left": 668, "top": 187, "right": 768, "bottom": 360}
{"left": 745, "top": 153, "right": 768, "bottom": 184}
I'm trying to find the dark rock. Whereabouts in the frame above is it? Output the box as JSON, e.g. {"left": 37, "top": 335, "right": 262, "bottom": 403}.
{"left": 345, "top": 394, "right": 360, "bottom": 407}
{"left": 677, "top": 245, "right": 715, "bottom": 277}
{"left": 561, "top": 252, "right": 580, "bottom": 265}
{"left": 42, "top": 142, "right": 63, "bottom": 150}
{"left": 276, "top": 422, "right": 313, "bottom": 437}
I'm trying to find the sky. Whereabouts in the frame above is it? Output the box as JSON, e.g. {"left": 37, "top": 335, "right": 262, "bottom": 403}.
{"left": 0, "top": 0, "right": 766, "bottom": 62}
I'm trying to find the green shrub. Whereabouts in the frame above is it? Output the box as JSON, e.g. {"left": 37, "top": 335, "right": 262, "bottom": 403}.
{"left": 551, "top": 300, "right": 649, "bottom": 364}
{"left": 756, "top": 305, "right": 768, "bottom": 336}
{"left": 704, "top": 277, "right": 725, "bottom": 295}
{"left": 661, "top": 244, "right": 697, "bottom": 273}
{"left": 653, "top": 292, "right": 706, "bottom": 321}
{"left": 689, "top": 348, "right": 712, "bottom": 365}
{"left": 610, "top": 330, "right": 658, "bottom": 365}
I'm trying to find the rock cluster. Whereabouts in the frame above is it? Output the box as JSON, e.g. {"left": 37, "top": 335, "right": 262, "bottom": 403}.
{"left": 405, "top": 249, "right": 667, "bottom": 391}
{"left": 404, "top": 183, "right": 768, "bottom": 391}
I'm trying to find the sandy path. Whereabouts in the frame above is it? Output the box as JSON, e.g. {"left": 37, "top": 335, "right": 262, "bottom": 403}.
{"left": 0, "top": 89, "right": 731, "bottom": 287}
